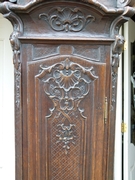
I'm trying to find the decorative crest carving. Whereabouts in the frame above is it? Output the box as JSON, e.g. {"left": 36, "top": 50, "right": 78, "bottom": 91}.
{"left": 37, "top": 58, "right": 98, "bottom": 153}
{"left": 39, "top": 7, "right": 95, "bottom": 32}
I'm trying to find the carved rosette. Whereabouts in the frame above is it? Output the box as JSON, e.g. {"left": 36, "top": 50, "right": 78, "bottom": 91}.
{"left": 39, "top": 7, "right": 95, "bottom": 32}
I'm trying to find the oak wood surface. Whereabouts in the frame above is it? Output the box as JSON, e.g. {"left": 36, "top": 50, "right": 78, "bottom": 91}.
{"left": 0, "top": 0, "right": 134, "bottom": 179}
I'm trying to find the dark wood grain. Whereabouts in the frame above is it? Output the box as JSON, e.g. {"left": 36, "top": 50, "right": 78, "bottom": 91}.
{"left": 0, "top": 0, "right": 134, "bottom": 180}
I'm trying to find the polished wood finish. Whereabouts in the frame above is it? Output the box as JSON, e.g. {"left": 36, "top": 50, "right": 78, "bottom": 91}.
{"left": 0, "top": 0, "right": 134, "bottom": 180}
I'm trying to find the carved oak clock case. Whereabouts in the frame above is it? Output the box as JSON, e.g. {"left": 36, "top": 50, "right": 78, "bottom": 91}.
{"left": 0, "top": 0, "right": 134, "bottom": 180}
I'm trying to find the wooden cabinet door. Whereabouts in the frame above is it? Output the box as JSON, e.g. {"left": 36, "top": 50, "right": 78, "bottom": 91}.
{"left": 21, "top": 43, "right": 108, "bottom": 180}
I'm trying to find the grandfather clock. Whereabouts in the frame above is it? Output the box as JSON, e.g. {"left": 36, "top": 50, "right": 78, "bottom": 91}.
{"left": 0, "top": 0, "right": 134, "bottom": 179}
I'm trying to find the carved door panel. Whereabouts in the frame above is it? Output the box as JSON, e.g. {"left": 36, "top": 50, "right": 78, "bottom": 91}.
{"left": 22, "top": 44, "right": 107, "bottom": 180}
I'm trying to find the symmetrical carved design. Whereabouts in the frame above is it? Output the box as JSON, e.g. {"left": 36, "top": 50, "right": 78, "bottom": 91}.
{"left": 35, "top": 58, "right": 98, "bottom": 179}
{"left": 111, "top": 35, "right": 125, "bottom": 109}
{"left": 40, "top": 58, "right": 98, "bottom": 113}
{"left": 39, "top": 7, "right": 95, "bottom": 32}
{"left": 38, "top": 58, "right": 98, "bottom": 153}
{"left": 56, "top": 123, "right": 76, "bottom": 154}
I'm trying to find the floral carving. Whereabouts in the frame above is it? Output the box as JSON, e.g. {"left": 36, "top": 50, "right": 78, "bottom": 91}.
{"left": 37, "top": 58, "right": 98, "bottom": 153}
{"left": 40, "top": 58, "right": 98, "bottom": 112}
{"left": 39, "top": 7, "right": 95, "bottom": 32}
{"left": 56, "top": 123, "right": 76, "bottom": 154}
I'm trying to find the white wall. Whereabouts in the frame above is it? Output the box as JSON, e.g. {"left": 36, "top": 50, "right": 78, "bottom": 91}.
{"left": 0, "top": 13, "right": 15, "bottom": 180}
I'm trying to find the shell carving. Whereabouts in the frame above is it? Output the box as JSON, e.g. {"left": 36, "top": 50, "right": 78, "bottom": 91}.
{"left": 39, "top": 7, "right": 95, "bottom": 32}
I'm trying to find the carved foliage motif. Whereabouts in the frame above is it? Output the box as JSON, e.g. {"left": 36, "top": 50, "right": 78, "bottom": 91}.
{"left": 9, "top": 30, "right": 21, "bottom": 110}
{"left": 39, "top": 7, "right": 95, "bottom": 32}
{"left": 111, "top": 35, "right": 125, "bottom": 109}
{"left": 10, "top": 30, "right": 21, "bottom": 70}
{"left": 38, "top": 58, "right": 98, "bottom": 153}
{"left": 56, "top": 123, "right": 76, "bottom": 154}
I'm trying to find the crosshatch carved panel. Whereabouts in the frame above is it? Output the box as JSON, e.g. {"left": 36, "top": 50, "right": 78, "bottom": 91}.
{"left": 32, "top": 44, "right": 59, "bottom": 60}
{"left": 32, "top": 44, "right": 106, "bottom": 62}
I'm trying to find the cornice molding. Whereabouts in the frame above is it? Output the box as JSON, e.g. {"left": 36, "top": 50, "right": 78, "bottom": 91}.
{"left": 0, "top": 1, "right": 134, "bottom": 38}
{"left": 0, "top": 0, "right": 126, "bottom": 14}
{"left": 0, "top": 0, "right": 135, "bottom": 10}
{"left": 110, "top": 5, "right": 135, "bottom": 36}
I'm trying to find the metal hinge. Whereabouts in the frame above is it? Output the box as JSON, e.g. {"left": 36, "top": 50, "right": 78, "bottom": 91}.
{"left": 104, "top": 97, "right": 108, "bottom": 124}
{"left": 121, "top": 123, "right": 127, "bottom": 133}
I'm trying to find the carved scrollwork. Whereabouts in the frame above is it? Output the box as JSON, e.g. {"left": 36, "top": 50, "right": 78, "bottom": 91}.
{"left": 40, "top": 58, "right": 98, "bottom": 112}
{"left": 37, "top": 58, "right": 98, "bottom": 153}
{"left": 111, "top": 35, "right": 125, "bottom": 109}
{"left": 39, "top": 7, "right": 95, "bottom": 32}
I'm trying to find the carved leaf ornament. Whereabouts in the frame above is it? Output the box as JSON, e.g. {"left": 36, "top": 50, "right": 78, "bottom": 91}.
{"left": 39, "top": 7, "right": 95, "bottom": 32}
{"left": 39, "top": 58, "right": 98, "bottom": 153}
{"left": 56, "top": 123, "right": 76, "bottom": 155}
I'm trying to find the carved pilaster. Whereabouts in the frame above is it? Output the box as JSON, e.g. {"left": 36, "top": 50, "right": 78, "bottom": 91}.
{"left": 0, "top": 4, "right": 23, "bottom": 180}
{"left": 111, "top": 35, "right": 125, "bottom": 110}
